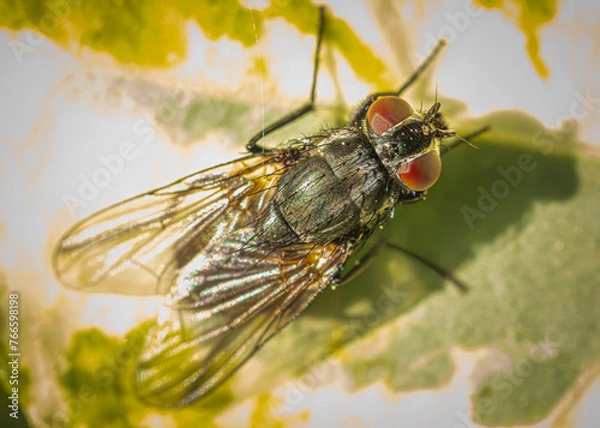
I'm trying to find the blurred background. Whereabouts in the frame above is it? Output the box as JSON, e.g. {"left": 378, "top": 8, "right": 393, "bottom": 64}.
{"left": 1, "top": 0, "right": 599, "bottom": 427}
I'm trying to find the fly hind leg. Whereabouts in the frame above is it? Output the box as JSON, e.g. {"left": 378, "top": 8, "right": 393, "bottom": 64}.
{"left": 334, "top": 239, "right": 468, "bottom": 294}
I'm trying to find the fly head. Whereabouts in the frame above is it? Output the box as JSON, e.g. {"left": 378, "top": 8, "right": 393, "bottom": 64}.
{"left": 366, "top": 97, "right": 456, "bottom": 194}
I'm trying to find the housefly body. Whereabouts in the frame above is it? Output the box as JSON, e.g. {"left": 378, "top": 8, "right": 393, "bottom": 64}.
{"left": 53, "top": 6, "right": 471, "bottom": 407}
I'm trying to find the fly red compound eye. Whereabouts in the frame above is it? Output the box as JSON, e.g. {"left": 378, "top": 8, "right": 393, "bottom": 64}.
{"left": 397, "top": 150, "right": 442, "bottom": 191}
{"left": 367, "top": 96, "right": 413, "bottom": 134}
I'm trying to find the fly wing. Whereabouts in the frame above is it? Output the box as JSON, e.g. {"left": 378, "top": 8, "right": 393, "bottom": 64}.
{"left": 52, "top": 135, "right": 350, "bottom": 406}
{"left": 135, "top": 233, "right": 352, "bottom": 407}
{"left": 52, "top": 153, "right": 288, "bottom": 295}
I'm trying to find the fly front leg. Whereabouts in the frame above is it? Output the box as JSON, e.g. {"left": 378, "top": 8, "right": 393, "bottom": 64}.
{"left": 246, "top": 6, "right": 326, "bottom": 154}
{"left": 349, "top": 39, "right": 447, "bottom": 127}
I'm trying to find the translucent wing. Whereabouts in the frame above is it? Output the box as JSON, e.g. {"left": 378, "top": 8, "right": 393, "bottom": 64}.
{"left": 53, "top": 138, "right": 354, "bottom": 407}
{"left": 52, "top": 153, "right": 288, "bottom": 295}
{"left": 136, "top": 235, "right": 352, "bottom": 407}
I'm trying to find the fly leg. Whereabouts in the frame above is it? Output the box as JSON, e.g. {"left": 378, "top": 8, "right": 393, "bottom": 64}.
{"left": 246, "top": 6, "right": 326, "bottom": 154}
{"left": 349, "top": 39, "right": 448, "bottom": 126}
{"left": 335, "top": 239, "right": 468, "bottom": 293}
{"left": 334, "top": 243, "right": 383, "bottom": 287}
{"left": 384, "top": 242, "right": 468, "bottom": 293}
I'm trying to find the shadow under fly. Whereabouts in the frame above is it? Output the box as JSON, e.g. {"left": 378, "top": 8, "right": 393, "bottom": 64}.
{"left": 52, "top": 6, "right": 484, "bottom": 407}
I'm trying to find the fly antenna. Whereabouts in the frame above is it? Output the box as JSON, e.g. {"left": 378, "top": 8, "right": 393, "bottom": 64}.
{"left": 454, "top": 134, "right": 479, "bottom": 150}
{"left": 441, "top": 125, "right": 490, "bottom": 154}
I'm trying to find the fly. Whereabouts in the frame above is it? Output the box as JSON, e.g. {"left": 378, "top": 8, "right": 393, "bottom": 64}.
{"left": 52, "top": 6, "right": 481, "bottom": 407}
